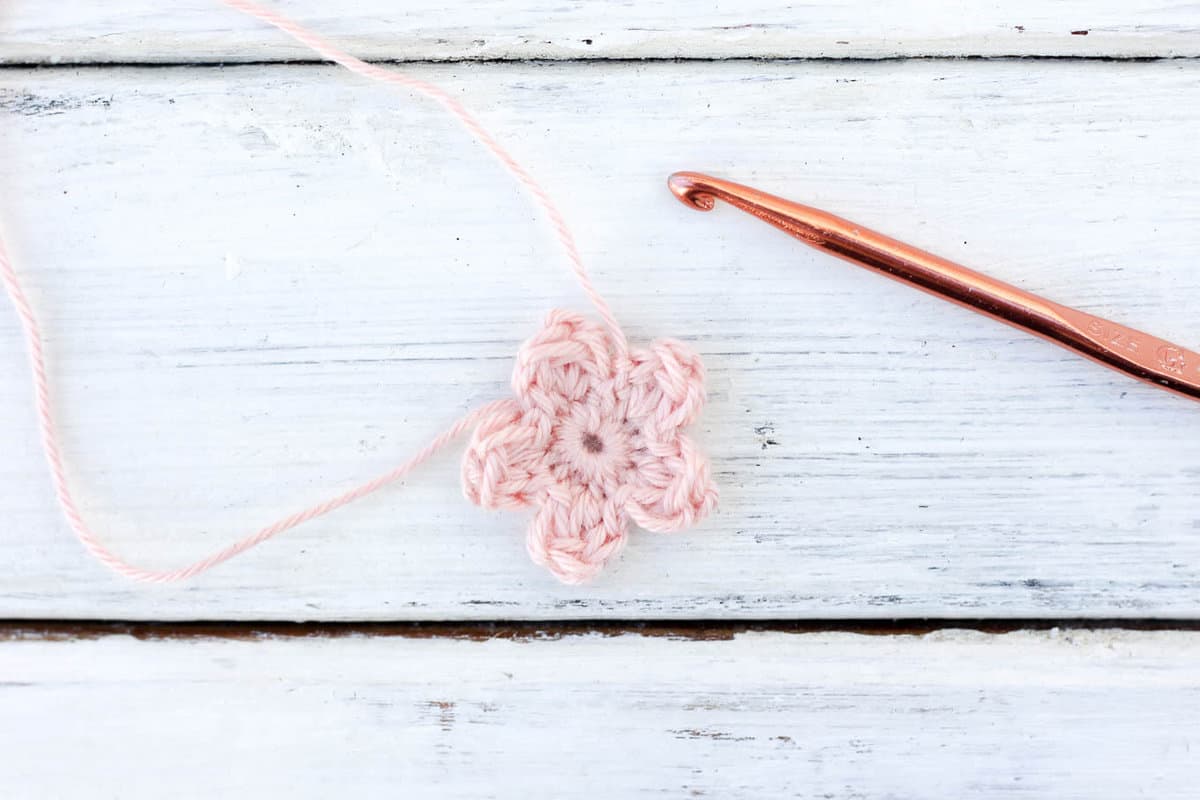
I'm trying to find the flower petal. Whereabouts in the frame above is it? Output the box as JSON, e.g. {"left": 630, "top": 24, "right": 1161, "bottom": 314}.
{"left": 527, "top": 483, "right": 627, "bottom": 584}
{"left": 461, "top": 399, "right": 551, "bottom": 510}
{"left": 626, "top": 432, "right": 718, "bottom": 533}
{"left": 628, "top": 338, "right": 707, "bottom": 434}
{"left": 512, "top": 310, "right": 616, "bottom": 415}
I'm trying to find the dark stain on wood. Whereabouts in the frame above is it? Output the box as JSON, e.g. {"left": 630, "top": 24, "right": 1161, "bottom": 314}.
{"left": 424, "top": 700, "right": 457, "bottom": 732}
{"left": 0, "top": 89, "right": 111, "bottom": 116}
{"left": 753, "top": 423, "right": 779, "bottom": 450}
{"left": 670, "top": 728, "right": 754, "bottom": 742}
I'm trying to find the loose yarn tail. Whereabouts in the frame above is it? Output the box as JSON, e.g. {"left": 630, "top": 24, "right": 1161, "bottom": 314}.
{"left": 0, "top": 0, "right": 621, "bottom": 581}
{"left": 218, "top": 0, "right": 626, "bottom": 348}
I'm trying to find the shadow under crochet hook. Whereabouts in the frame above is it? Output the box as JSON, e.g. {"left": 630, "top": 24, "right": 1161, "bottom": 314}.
{"left": 669, "top": 170, "right": 1200, "bottom": 403}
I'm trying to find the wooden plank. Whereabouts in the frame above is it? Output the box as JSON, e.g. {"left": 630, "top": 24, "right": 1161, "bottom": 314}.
{"left": 1, "top": 1, "right": 1198, "bottom": 63}
{"left": 2, "top": 60, "right": 1200, "bottom": 620}
{"left": 2, "top": 629, "right": 1198, "bottom": 796}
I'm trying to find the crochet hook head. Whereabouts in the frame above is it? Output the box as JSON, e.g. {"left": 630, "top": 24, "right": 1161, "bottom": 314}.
{"left": 668, "top": 171, "right": 1200, "bottom": 403}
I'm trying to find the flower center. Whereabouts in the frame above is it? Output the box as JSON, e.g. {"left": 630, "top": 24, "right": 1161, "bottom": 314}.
{"left": 549, "top": 403, "right": 635, "bottom": 491}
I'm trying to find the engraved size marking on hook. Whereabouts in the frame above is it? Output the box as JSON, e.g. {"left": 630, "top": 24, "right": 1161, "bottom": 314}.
{"left": 1087, "top": 318, "right": 1140, "bottom": 354}
{"left": 1156, "top": 345, "right": 1188, "bottom": 375}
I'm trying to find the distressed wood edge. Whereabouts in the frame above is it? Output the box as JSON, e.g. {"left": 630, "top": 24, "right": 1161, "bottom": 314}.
{"left": 1, "top": 54, "right": 1199, "bottom": 67}
{"left": 3, "top": 35, "right": 1199, "bottom": 64}
{"left": 4, "top": 0, "right": 1200, "bottom": 63}
{"left": 4, "top": 619, "right": 1200, "bottom": 642}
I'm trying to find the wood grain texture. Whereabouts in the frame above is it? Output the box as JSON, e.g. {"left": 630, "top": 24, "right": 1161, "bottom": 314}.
{"left": 2, "top": 629, "right": 1198, "bottom": 797}
{"left": 2, "top": 60, "right": 1200, "bottom": 620}
{"left": 1, "top": 1, "right": 1198, "bottom": 63}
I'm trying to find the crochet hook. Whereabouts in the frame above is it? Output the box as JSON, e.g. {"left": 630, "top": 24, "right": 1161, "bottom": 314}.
{"left": 668, "top": 171, "right": 1200, "bottom": 403}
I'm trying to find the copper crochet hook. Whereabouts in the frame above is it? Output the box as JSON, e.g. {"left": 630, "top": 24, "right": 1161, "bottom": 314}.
{"left": 669, "top": 171, "right": 1200, "bottom": 402}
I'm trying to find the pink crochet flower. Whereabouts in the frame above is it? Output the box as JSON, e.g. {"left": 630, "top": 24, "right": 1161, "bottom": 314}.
{"left": 462, "top": 310, "right": 718, "bottom": 583}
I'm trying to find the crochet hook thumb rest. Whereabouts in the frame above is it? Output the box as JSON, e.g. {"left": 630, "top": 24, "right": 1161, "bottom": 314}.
{"left": 669, "top": 171, "right": 1200, "bottom": 403}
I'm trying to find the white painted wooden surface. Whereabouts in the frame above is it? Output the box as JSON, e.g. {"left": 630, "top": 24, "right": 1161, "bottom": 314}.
{"left": 3, "top": 60, "right": 1200, "bottom": 619}
{"left": 2, "top": 629, "right": 1197, "bottom": 797}
{"left": 2, "top": 1, "right": 1199, "bottom": 62}
{"left": 4, "top": 7, "right": 1198, "bottom": 796}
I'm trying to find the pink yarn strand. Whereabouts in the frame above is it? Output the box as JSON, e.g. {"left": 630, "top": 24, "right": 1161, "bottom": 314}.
{"left": 218, "top": 0, "right": 625, "bottom": 346}
{"left": 2, "top": 234, "right": 505, "bottom": 582}
{"left": 0, "top": 0, "right": 622, "bottom": 582}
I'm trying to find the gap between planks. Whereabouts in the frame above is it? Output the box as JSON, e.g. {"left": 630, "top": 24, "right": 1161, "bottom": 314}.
{"left": 0, "top": 55, "right": 1196, "bottom": 70}
{"left": 5, "top": 618, "right": 1200, "bottom": 642}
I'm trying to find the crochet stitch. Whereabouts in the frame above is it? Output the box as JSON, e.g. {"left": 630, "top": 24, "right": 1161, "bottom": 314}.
{"left": 462, "top": 311, "right": 718, "bottom": 583}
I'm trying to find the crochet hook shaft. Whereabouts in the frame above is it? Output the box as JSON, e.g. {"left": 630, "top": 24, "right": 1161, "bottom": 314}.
{"left": 668, "top": 171, "right": 1200, "bottom": 403}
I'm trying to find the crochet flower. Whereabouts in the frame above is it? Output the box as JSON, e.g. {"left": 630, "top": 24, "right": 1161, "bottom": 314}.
{"left": 462, "top": 310, "right": 718, "bottom": 583}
